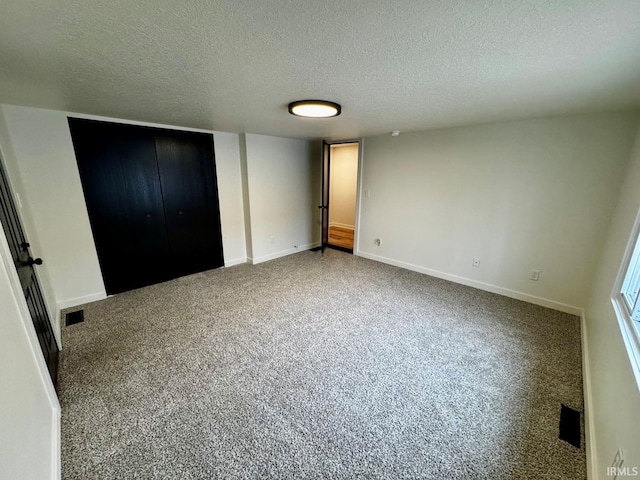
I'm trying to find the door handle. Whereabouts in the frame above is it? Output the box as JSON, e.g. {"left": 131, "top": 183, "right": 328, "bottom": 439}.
{"left": 318, "top": 205, "right": 327, "bottom": 209}
{"left": 25, "top": 257, "right": 43, "bottom": 266}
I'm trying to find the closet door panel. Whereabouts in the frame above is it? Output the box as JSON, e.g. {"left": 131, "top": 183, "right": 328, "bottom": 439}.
{"left": 155, "top": 130, "right": 224, "bottom": 277}
{"left": 69, "top": 119, "right": 172, "bottom": 294}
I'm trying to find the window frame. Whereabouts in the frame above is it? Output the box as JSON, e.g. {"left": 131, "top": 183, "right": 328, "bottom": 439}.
{"left": 611, "top": 206, "right": 640, "bottom": 391}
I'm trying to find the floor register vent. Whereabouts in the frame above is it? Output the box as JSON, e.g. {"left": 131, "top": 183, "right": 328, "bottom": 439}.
{"left": 559, "top": 404, "right": 581, "bottom": 448}
{"left": 65, "top": 310, "right": 84, "bottom": 326}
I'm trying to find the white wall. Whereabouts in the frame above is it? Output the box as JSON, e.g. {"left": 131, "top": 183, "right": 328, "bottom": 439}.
{"left": 358, "top": 113, "right": 640, "bottom": 313}
{"left": 329, "top": 143, "right": 359, "bottom": 229}
{"left": 0, "top": 111, "right": 62, "bottom": 343}
{"left": 213, "top": 131, "right": 247, "bottom": 267}
{"left": 0, "top": 104, "right": 247, "bottom": 310}
{"left": 0, "top": 106, "right": 106, "bottom": 312}
{"left": 242, "top": 133, "right": 319, "bottom": 263}
{"left": 0, "top": 224, "right": 59, "bottom": 480}
{"left": 583, "top": 125, "right": 640, "bottom": 479}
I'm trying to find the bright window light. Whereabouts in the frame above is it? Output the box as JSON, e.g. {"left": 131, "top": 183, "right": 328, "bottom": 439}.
{"left": 613, "top": 210, "right": 640, "bottom": 390}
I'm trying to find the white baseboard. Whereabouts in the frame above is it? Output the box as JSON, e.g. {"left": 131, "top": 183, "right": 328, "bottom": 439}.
{"left": 580, "top": 310, "right": 597, "bottom": 479}
{"left": 251, "top": 242, "right": 320, "bottom": 265}
{"left": 329, "top": 222, "right": 355, "bottom": 230}
{"left": 224, "top": 257, "right": 247, "bottom": 267}
{"left": 57, "top": 292, "right": 107, "bottom": 311}
{"left": 356, "top": 250, "right": 582, "bottom": 316}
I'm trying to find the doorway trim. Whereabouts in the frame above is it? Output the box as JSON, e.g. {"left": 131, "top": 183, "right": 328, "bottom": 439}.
{"left": 322, "top": 139, "right": 364, "bottom": 255}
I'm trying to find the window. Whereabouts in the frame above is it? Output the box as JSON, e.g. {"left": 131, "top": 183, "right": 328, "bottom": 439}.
{"left": 613, "top": 213, "right": 640, "bottom": 390}
{"left": 621, "top": 234, "right": 640, "bottom": 322}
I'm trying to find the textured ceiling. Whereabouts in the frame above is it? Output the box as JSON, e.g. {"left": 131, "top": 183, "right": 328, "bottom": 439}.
{"left": 1, "top": 0, "right": 639, "bottom": 139}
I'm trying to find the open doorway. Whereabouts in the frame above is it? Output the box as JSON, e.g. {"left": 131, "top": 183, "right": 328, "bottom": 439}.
{"left": 326, "top": 142, "right": 359, "bottom": 253}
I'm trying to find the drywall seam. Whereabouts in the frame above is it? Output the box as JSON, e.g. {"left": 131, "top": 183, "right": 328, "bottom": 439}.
{"left": 358, "top": 251, "right": 582, "bottom": 315}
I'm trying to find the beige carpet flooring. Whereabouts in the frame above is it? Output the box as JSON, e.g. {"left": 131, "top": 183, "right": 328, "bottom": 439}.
{"left": 58, "top": 249, "right": 586, "bottom": 479}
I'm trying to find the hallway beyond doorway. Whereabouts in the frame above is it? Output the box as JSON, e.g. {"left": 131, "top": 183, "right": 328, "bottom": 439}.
{"left": 327, "top": 142, "right": 359, "bottom": 253}
{"left": 328, "top": 225, "right": 354, "bottom": 250}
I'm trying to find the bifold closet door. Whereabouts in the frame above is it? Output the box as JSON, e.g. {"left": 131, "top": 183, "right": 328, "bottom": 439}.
{"left": 69, "top": 118, "right": 224, "bottom": 295}
{"left": 69, "top": 119, "right": 172, "bottom": 294}
{"left": 154, "top": 130, "right": 224, "bottom": 278}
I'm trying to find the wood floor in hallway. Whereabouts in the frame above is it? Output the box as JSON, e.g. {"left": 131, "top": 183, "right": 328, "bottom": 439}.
{"left": 328, "top": 225, "right": 354, "bottom": 250}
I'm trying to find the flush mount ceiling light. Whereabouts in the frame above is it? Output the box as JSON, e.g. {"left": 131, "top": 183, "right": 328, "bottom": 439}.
{"left": 288, "top": 100, "right": 341, "bottom": 118}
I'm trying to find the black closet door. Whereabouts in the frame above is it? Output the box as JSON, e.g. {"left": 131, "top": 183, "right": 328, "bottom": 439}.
{"left": 69, "top": 119, "right": 172, "bottom": 294}
{"left": 155, "top": 130, "right": 224, "bottom": 277}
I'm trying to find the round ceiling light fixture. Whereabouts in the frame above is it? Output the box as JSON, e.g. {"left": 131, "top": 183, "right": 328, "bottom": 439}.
{"left": 288, "top": 100, "right": 341, "bottom": 118}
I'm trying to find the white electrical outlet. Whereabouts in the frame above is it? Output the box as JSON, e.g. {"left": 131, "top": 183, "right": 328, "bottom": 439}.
{"left": 530, "top": 269, "right": 540, "bottom": 281}
{"left": 472, "top": 258, "right": 480, "bottom": 267}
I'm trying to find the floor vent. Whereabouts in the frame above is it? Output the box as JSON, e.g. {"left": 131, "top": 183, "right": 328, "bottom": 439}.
{"left": 65, "top": 310, "right": 84, "bottom": 326}
{"left": 559, "top": 404, "right": 581, "bottom": 448}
